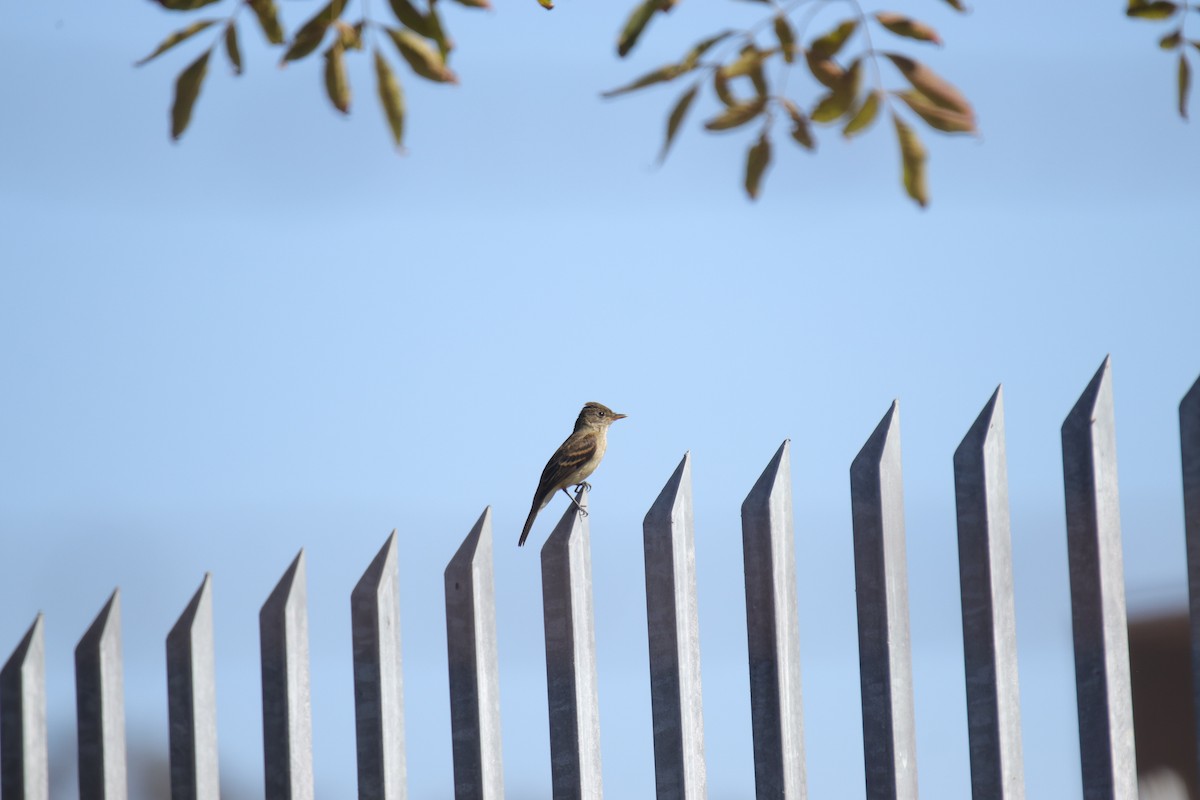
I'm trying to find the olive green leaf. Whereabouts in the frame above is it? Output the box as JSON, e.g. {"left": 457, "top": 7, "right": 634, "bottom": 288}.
{"left": 155, "top": 0, "right": 222, "bottom": 10}
{"left": 425, "top": 5, "right": 453, "bottom": 60}
{"left": 135, "top": 20, "right": 217, "bottom": 67}
{"left": 682, "top": 30, "right": 734, "bottom": 68}
{"left": 874, "top": 13, "right": 941, "bottom": 45}
{"left": 659, "top": 84, "right": 699, "bottom": 162}
{"left": 386, "top": 28, "right": 458, "bottom": 83}
{"left": 806, "top": 51, "right": 845, "bottom": 88}
{"left": 939, "top": 0, "right": 967, "bottom": 10}
{"left": 810, "top": 20, "right": 857, "bottom": 59}
{"left": 811, "top": 58, "right": 861, "bottom": 122}
{"left": 281, "top": 0, "right": 348, "bottom": 64}
{"left": 389, "top": 0, "right": 433, "bottom": 38}
{"left": 775, "top": 15, "right": 797, "bottom": 63}
{"left": 1126, "top": 1, "right": 1178, "bottom": 18}
{"left": 225, "top": 24, "right": 243, "bottom": 74}
{"left": 843, "top": 89, "right": 881, "bottom": 137}
{"left": 538, "top": 0, "right": 554, "bottom": 8}
{"left": 450, "top": 0, "right": 490, "bottom": 8}
{"left": 374, "top": 49, "right": 406, "bottom": 149}
{"left": 893, "top": 113, "right": 928, "bottom": 207}
{"left": 714, "top": 70, "right": 739, "bottom": 105}
{"left": 171, "top": 50, "right": 211, "bottom": 140}
{"left": 1161, "top": 29, "right": 1183, "bottom": 48}
{"left": 781, "top": 98, "right": 815, "bottom": 149}
{"left": 602, "top": 63, "right": 689, "bottom": 97}
{"left": 886, "top": 53, "right": 973, "bottom": 119}
{"left": 897, "top": 90, "right": 975, "bottom": 133}
{"left": 336, "top": 20, "right": 364, "bottom": 50}
{"left": 1180, "top": 53, "right": 1192, "bottom": 119}
{"left": 619, "top": 0, "right": 659, "bottom": 58}
{"left": 324, "top": 42, "right": 351, "bottom": 113}
{"left": 249, "top": 0, "right": 285, "bottom": 45}
{"left": 704, "top": 97, "right": 767, "bottom": 131}
{"left": 744, "top": 131, "right": 771, "bottom": 200}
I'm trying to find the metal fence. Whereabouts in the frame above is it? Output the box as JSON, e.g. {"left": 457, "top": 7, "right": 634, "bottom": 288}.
{"left": 3, "top": 358, "right": 1200, "bottom": 800}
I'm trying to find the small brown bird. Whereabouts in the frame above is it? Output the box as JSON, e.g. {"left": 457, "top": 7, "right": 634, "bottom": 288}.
{"left": 518, "top": 402, "right": 627, "bottom": 547}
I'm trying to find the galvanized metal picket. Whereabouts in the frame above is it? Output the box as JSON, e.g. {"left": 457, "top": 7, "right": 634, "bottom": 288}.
{"left": 1, "top": 359, "right": 1197, "bottom": 800}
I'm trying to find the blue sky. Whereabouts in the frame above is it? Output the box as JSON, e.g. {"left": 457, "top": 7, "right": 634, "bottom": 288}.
{"left": 2, "top": 0, "right": 1198, "bottom": 797}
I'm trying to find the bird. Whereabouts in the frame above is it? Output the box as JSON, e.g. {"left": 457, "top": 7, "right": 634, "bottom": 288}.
{"left": 518, "top": 402, "right": 627, "bottom": 547}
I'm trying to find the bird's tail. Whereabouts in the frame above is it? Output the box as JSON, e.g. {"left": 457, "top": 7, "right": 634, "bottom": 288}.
{"left": 518, "top": 503, "right": 540, "bottom": 547}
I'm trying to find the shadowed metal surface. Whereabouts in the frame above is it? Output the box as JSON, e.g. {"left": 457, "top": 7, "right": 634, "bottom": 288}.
{"left": 75, "top": 589, "right": 127, "bottom": 800}
{"left": 644, "top": 453, "right": 707, "bottom": 800}
{"left": 1181, "top": 375, "right": 1200, "bottom": 791}
{"left": 1, "top": 614, "right": 47, "bottom": 800}
{"left": 741, "top": 441, "right": 806, "bottom": 800}
{"left": 167, "top": 574, "right": 219, "bottom": 800}
{"left": 953, "top": 388, "right": 1025, "bottom": 800}
{"left": 352, "top": 531, "right": 408, "bottom": 800}
{"left": 1061, "top": 357, "right": 1136, "bottom": 800}
{"left": 260, "top": 550, "right": 313, "bottom": 800}
{"left": 541, "top": 488, "right": 602, "bottom": 800}
{"left": 850, "top": 402, "right": 918, "bottom": 800}
{"left": 446, "top": 508, "right": 505, "bottom": 800}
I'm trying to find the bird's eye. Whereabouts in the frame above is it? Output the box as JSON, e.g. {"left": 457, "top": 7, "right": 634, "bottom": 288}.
{"left": 598, "top": 410, "right": 606, "bottom": 417}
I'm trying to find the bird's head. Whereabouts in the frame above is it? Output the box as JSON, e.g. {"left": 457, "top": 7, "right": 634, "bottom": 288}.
{"left": 575, "top": 402, "right": 627, "bottom": 431}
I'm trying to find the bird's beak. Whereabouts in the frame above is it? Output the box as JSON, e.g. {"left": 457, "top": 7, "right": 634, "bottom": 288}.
{"left": 612, "top": 412, "right": 628, "bottom": 420}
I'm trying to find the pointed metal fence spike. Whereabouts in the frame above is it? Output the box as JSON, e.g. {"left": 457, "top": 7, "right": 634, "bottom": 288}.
{"left": 1, "top": 614, "right": 48, "bottom": 800}
{"left": 541, "top": 488, "right": 603, "bottom": 800}
{"left": 644, "top": 453, "right": 707, "bottom": 800}
{"left": 741, "top": 441, "right": 806, "bottom": 799}
{"left": 260, "top": 551, "right": 313, "bottom": 800}
{"left": 445, "top": 508, "right": 505, "bottom": 800}
{"left": 851, "top": 402, "right": 918, "bottom": 800}
{"left": 954, "top": 387, "right": 1025, "bottom": 800}
{"left": 75, "top": 589, "right": 128, "bottom": 800}
{"left": 1061, "top": 357, "right": 1137, "bottom": 800}
{"left": 1181, "top": 374, "right": 1200, "bottom": 791}
{"left": 167, "top": 574, "right": 219, "bottom": 800}
{"left": 352, "top": 531, "right": 408, "bottom": 800}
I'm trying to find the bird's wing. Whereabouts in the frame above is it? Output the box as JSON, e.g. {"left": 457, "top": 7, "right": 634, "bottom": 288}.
{"left": 532, "top": 430, "right": 597, "bottom": 509}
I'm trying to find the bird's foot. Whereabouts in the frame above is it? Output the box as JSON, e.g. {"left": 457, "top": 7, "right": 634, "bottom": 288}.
{"left": 575, "top": 482, "right": 592, "bottom": 494}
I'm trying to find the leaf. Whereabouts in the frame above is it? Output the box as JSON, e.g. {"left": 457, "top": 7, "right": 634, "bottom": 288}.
{"left": 374, "top": 49, "right": 406, "bottom": 149}
{"left": 713, "top": 71, "right": 738, "bottom": 105}
{"left": 155, "top": 0, "right": 221, "bottom": 10}
{"left": 603, "top": 63, "right": 689, "bottom": 97}
{"left": 893, "top": 113, "right": 928, "bottom": 207}
{"left": 171, "top": 50, "right": 210, "bottom": 140}
{"left": 225, "top": 24, "right": 243, "bottom": 74}
{"left": 703, "top": 97, "right": 767, "bottom": 131}
{"left": 324, "top": 43, "right": 351, "bottom": 113}
{"left": 744, "top": 132, "right": 771, "bottom": 200}
{"left": 897, "top": 90, "right": 976, "bottom": 133}
{"left": 249, "top": 0, "right": 285, "bottom": 45}
{"left": 874, "top": 12, "right": 941, "bottom": 45}
{"left": 781, "top": 99, "right": 815, "bottom": 150}
{"left": 386, "top": 27, "right": 458, "bottom": 83}
{"left": 659, "top": 84, "right": 698, "bottom": 162}
{"left": 1180, "top": 53, "right": 1192, "bottom": 119}
{"left": 774, "top": 16, "right": 797, "bottom": 63}
{"left": 619, "top": 0, "right": 659, "bottom": 58}
{"left": 281, "top": 0, "right": 348, "bottom": 64}
{"left": 886, "top": 53, "right": 973, "bottom": 117}
{"left": 939, "top": 0, "right": 967, "bottom": 10}
{"left": 810, "top": 20, "right": 857, "bottom": 59}
{"left": 1161, "top": 29, "right": 1183, "bottom": 48}
{"left": 538, "top": 0, "right": 554, "bottom": 8}
{"left": 389, "top": 0, "right": 432, "bottom": 37}
{"left": 843, "top": 89, "right": 881, "bottom": 137}
{"left": 683, "top": 30, "right": 734, "bottom": 68}
{"left": 135, "top": 19, "right": 217, "bottom": 67}
{"left": 425, "top": 5, "right": 453, "bottom": 59}
{"left": 449, "top": 0, "right": 490, "bottom": 8}
{"left": 811, "top": 58, "right": 861, "bottom": 122}
{"left": 1126, "top": 1, "right": 1178, "bottom": 18}
{"left": 336, "top": 20, "right": 364, "bottom": 50}
{"left": 806, "top": 51, "right": 844, "bottom": 88}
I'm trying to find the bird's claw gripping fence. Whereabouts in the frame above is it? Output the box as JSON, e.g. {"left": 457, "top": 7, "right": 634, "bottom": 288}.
{"left": 3, "top": 358, "right": 1200, "bottom": 800}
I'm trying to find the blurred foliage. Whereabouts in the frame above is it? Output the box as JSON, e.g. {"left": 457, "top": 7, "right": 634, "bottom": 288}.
{"left": 137, "top": 0, "right": 1194, "bottom": 207}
